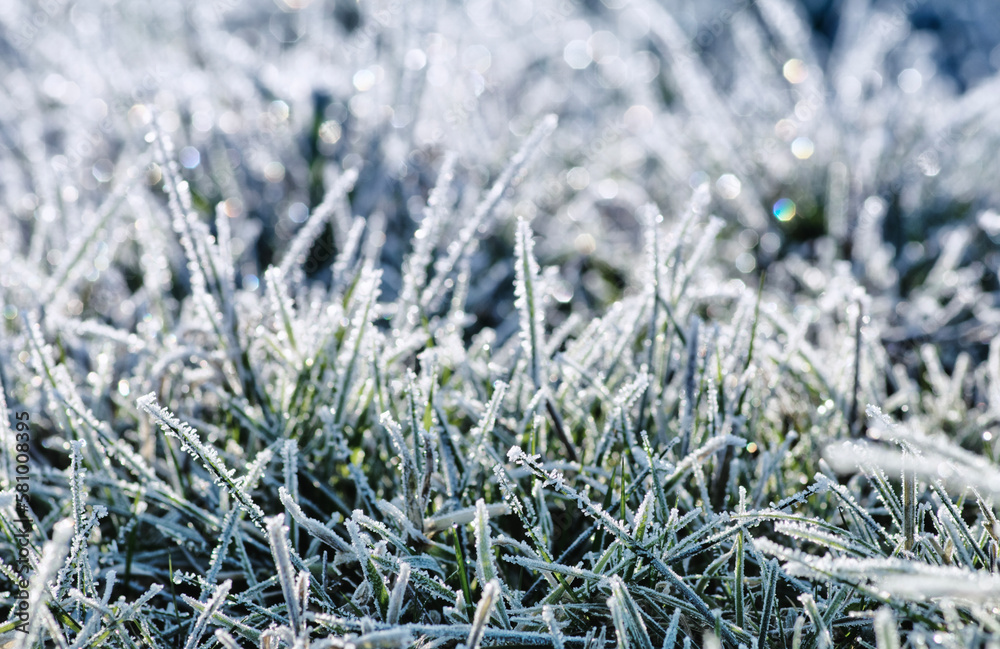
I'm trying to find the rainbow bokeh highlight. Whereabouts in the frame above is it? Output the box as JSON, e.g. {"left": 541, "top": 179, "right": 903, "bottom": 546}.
{"left": 773, "top": 198, "right": 796, "bottom": 221}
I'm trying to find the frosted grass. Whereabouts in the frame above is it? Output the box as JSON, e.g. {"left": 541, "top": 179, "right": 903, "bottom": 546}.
{"left": 2, "top": 0, "right": 1000, "bottom": 646}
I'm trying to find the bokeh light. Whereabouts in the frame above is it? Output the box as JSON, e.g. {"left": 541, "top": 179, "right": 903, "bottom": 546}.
{"left": 782, "top": 58, "right": 808, "bottom": 84}
{"left": 791, "top": 137, "right": 814, "bottom": 159}
{"left": 773, "top": 198, "right": 796, "bottom": 221}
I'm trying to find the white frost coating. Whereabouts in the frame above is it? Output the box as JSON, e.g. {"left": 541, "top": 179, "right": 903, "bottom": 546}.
{"left": 279, "top": 167, "right": 359, "bottom": 281}
{"left": 386, "top": 562, "right": 411, "bottom": 625}
{"left": 466, "top": 580, "right": 500, "bottom": 649}
{"left": 266, "top": 514, "right": 302, "bottom": 637}
{"left": 825, "top": 438, "right": 1000, "bottom": 501}
{"left": 424, "top": 502, "right": 510, "bottom": 534}
{"left": 16, "top": 518, "right": 74, "bottom": 649}
{"left": 514, "top": 218, "right": 546, "bottom": 390}
{"left": 506, "top": 445, "right": 523, "bottom": 462}
{"left": 183, "top": 580, "right": 232, "bottom": 649}
{"left": 137, "top": 392, "right": 267, "bottom": 529}
{"left": 421, "top": 114, "right": 558, "bottom": 314}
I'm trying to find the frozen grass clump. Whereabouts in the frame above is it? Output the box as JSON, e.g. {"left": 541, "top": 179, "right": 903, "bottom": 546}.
{"left": 3, "top": 0, "right": 1000, "bottom": 647}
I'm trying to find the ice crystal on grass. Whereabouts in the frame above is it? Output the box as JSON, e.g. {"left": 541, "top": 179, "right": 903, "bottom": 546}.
{"left": 5, "top": 0, "right": 1000, "bottom": 646}
{"left": 265, "top": 515, "right": 304, "bottom": 638}
{"left": 515, "top": 218, "right": 546, "bottom": 393}
{"left": 183, "top": 579, "right": 232, "bottom": 649}
{"left": 137, "top": 392, "right": 267, "bottom": 529}
{"left": 279, "top": 167, "right": 359, "bottom": 284}
{"left": 16, "top": 519, "right": 74, "bottom": 649}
